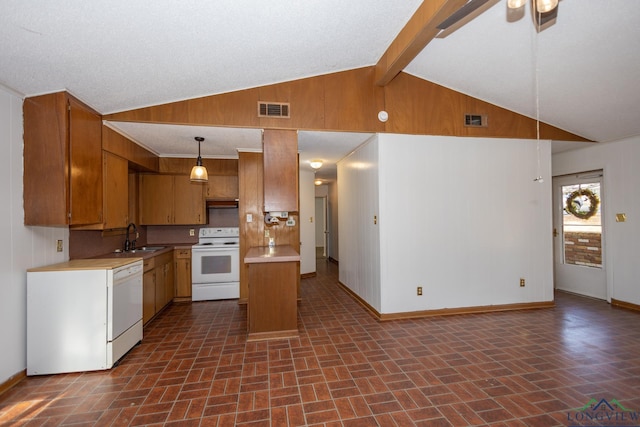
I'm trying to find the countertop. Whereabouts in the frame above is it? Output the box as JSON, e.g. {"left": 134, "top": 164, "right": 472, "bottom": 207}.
{"left": 244, "top": 245, "right": 300, "bottom": 264}
{"left": 94, "top": 244, "right": 188, "bottom": 260}
{"left": 28, "top": 258, "right": 143, "bottom": 272}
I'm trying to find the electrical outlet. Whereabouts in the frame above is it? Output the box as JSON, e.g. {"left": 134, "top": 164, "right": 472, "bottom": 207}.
{"left": 417, "top": 286, "right": 423, "bottom": 296}
{"left": 246, "top": 213, "right": 253, "bottom": 222}
{"left": 56, "top": 240, "right": 63, "bottom": 252}
{"left": 520, "top": 278, "right": 525, "bottom": 287}
{"left": 189, "top": 229, "right": 195, "bottom": 237}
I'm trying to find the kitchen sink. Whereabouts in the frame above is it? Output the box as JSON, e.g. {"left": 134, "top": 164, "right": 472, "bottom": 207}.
{"left": 130, "top": 246, "right": 166, "bottom": 253}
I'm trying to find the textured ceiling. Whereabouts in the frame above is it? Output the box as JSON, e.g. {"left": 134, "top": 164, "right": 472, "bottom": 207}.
{"left": 2, "top": 0, "right": 639, "bottom": 178}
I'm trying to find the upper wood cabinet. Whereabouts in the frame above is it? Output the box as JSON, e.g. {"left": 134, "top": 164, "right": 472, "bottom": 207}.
{"left": 139, "top": 174, "right": 173, "bottom": 225}
{"left": 102, "top": 152, "right": 130, "bottom": 229}
{"left": 263, "top": 129, "right": 298, "bottom": 212}
{"left": 205, "top": 175, "right": 239, "bottom": 200}
{"left": 23, "top": 92, "right": 102, "bottom": 225}
{"left": 139, "top": 174, "right": 205, "bottom": 225}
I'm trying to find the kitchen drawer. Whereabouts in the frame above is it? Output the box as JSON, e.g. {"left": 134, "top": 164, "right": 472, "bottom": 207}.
{"left": 175, "top": 249, "right": 191, "bottom": 259}
{"left": 143, "top": 257, "right": 155, "bottom": 272}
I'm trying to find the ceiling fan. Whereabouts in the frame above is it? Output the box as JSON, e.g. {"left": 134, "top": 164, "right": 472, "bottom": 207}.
{"left": 436, "top": 0, "right": 560, "bottom": 38}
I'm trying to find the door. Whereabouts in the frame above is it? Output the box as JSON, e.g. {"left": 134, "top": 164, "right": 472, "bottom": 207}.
{"left": 552, "top": 171, "right": 606, "bottom": 299}
{"left": 315, "top": 196, "right": 328, "bottom": 257}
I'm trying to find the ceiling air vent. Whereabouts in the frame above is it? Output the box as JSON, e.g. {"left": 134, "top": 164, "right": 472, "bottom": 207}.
{"left": 464, "top": 114, "right": 488, "bottom": 128}
{"left": 258, "top": 102, "right": 290, "bottom": 118}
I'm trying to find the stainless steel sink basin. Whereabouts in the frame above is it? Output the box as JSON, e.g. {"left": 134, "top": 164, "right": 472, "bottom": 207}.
{"left": 129, "top": 246, "right": 166, "bottom": 253}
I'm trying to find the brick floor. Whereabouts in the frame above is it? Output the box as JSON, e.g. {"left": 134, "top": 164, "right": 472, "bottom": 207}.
{"left": 1, "top": 259, "right": 639, "bottom": 426}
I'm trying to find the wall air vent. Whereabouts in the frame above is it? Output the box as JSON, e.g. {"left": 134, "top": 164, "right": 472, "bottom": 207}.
{"left": 464, "top": 114, "right": 488, "bottom": 128}
{"left": 258, "top": 102, "right": 290, "bottom": 118}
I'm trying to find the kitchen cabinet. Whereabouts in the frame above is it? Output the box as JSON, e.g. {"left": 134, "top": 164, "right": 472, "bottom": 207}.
{"left": 142, "top": 257, "right": 156, "bottom": 324}
{"left": 174, "top": 248, "right": 192, "bottom": 301}
{"left": 142, "top": 250, "right": 174, "bottom": 325}
{"left": 206, "top": 175, "right": 239, "bottom": 200}
{"left": 263, "top": 129, "right": 298, "bottom": 212}
{"left": 23, "top": 92, "right": 102, "bottom": 225}
{"left": 102, "top": 152, "right": 129, "bottom": 229}
{"left": 154, "top": 251, "right": 174, "bottom": 311}
{"left": 245, "top": 245, "right": 300, "bottom": 341}
{"left": 139, "top": 174, "right": 205, "bottom": 225}
{"left": 70, "top": 151, "right": 130, "bottom": 231}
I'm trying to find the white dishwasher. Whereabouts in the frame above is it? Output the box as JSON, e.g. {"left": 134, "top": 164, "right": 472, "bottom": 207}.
{"left": 27, "top": 258, "right": 143, "bottom": 375}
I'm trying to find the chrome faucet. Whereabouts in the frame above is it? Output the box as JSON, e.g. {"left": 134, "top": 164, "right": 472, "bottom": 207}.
{"left": 124, "top": 223, "right": 138, "bottom": 252}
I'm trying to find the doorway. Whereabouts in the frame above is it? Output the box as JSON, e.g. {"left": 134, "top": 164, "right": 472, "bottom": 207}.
{"left": 552, "top": 171, "right": 606, "bottom": 299}
{"left": 315, "top": 196, "right": 327, "bottom": 258}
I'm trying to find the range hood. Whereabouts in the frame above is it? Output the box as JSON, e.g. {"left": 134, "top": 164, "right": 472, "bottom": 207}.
{"left": 206, "top": 199, "right": 239, "bottom": 209}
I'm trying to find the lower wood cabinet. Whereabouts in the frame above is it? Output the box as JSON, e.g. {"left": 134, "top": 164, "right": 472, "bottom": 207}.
{"left": 142, "top": 258, "right": 156, "bottom": 324}
{"left": 142, "top": 250, "right": 174, "bottom": 325}
{"left": 174, "top": 248, "right": 192, "bottom": 301}
{"left": 247, "top": 260, "right": 298, "bottom": 341}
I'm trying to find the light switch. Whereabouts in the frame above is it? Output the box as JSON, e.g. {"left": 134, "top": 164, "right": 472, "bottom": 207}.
{"left": 246, "top": 214, "right": 253, "bottom": 222}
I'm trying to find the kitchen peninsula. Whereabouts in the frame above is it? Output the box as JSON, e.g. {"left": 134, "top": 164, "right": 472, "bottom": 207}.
{"left": 244, "top": 245, "right": 300, "bottom": 341}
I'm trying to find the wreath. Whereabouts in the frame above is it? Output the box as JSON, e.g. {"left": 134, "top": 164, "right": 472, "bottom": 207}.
{"left": 565, "top": 188, "right": 599, "bottom": 220}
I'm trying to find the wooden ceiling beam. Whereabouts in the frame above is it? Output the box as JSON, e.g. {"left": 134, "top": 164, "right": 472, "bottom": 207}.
{"left": 374, "top": 0, "right": 467, "bottom": 86}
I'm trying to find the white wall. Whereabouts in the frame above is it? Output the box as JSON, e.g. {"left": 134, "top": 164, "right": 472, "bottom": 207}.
{"left": 338, "top": 133, "right": 554, "bottom": 315}
{"left": 0, "top": 85, "right": 68, "bottom": 385}
{"left": 553, "top": 136, "right": 640, "bottom": 305}
{"left": 299, "top": 168, "right": 316, "bottom": 275}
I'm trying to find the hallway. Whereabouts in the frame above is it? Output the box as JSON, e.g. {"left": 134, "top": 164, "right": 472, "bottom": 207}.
{"left": 1, "top": 259, "right": 639, "bottom": 426}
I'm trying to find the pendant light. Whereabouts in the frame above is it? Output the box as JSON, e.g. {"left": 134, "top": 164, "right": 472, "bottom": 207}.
{"left": 190, "top": 136, "right": 208, "bottom": 182}
{"left": 507, "top": 0, "right": 558, "bottom": 13}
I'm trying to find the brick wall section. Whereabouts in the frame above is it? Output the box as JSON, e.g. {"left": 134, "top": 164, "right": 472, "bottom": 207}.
{"left": 564, "top": 231, "right": 602, "bottom": 267}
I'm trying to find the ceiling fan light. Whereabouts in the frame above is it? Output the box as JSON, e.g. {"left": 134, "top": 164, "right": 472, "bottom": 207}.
{"left": 507, "top": 0, "right": 527, "bottom": 9}
{"left": 535, "top": 0, "right": 558, "bottom": 13}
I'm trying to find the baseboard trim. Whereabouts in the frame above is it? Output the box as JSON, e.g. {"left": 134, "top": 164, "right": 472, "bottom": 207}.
{"left": 301, "top": 272, "right": 316, "bottom": 279}
{"left": 0, "top": 369, "right": 26, "bottom": 396}
{"left": 328, "top": 257, "right": 339, "bottom": 265}
{"left": 611, "top": 298, "right": 640, "bottom": 312}
{"left": 337, "top": 281, "right": 554, "bottom": 321}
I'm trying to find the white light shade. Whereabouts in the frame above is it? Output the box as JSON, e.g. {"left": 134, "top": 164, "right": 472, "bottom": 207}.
{"left": 190, "top": 165, "right": 208, "bottom": 182}
{"left": 314, "top": 179, "right": 323, "bottom": 186}
{"left": 310, "top": 160, "right": 323, "bottom": 169}
{"left": 507, "top": 0, "right": 527, "bottom": 9}
{"left": 536, "top": 0, "right": 558, "bottom": 13}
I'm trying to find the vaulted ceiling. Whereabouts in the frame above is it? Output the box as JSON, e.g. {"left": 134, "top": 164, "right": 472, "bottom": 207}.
{"left": 2, "top": 0, "right": 638, "bottom": 179}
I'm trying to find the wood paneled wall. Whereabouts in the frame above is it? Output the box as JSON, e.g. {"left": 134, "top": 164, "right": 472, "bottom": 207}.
{"left": 102, "top": 126, "right": 159, "bottom": 172}
{"left": 238, "top": 152, "right": 300, "bottom": 304}
{"left": 105, "top": 67, "right": 588, "bottom": 142}
{"left": 158, "top": 158, "right": 238, "bottom": 175}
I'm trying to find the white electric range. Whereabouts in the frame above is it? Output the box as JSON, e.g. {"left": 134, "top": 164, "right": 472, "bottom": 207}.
{"left": 191, "top": 227, "right": 240, "bottom": 301}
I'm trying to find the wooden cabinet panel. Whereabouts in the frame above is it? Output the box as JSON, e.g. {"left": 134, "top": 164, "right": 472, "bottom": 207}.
{"left": 263, "top": 129, "right": 298, "bottom": 212}
{"left": 173, "top": 175, "right": 205, "bottom": 224}
{"left": 139, "top": 174, "right": 205, "bottom": 225}
{"left": 143, "top": 269, "right": 156, "bottom": 324}
{"left": 154, "top": 251, "right": 174, "bottom": 311}
{"left": 247, "top": 261, "right": 298, "bottom": 341}
{"left": 143, "top": 251, "right": 174, "bottom": 324}
{"left": 139, "top": 175, "right": 174, "bottom": 224}
{"left": 174, "top": 249, "right": 192, "bottom": 300}
{"left": 23, "top": 92, "right": 102, "bottom": 225}
{"left": 102, "top": 152, "right": 129, "bottom": 229}
{"left": 206, "top": 175, "right": 239, "bottom": 200}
